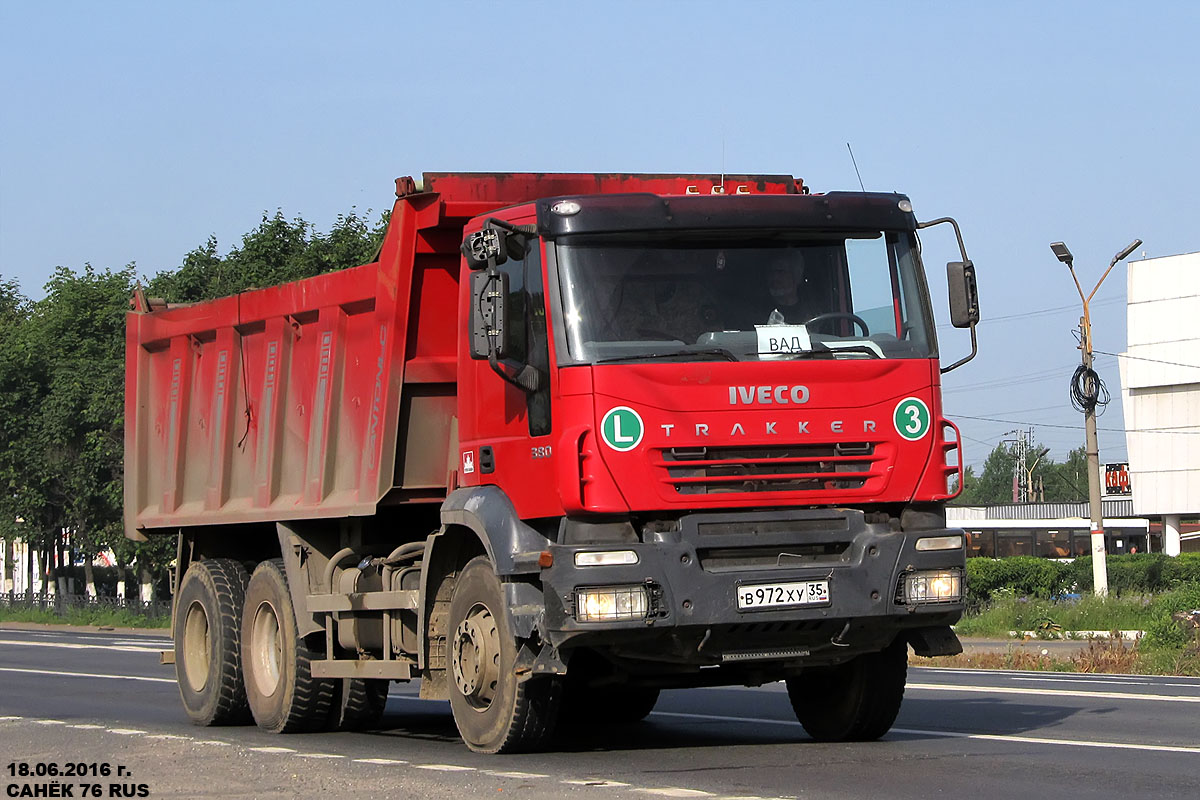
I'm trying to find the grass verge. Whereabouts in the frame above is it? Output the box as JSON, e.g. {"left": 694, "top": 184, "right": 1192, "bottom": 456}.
{"left": 0, "top": 606, "right": 170, "bottom": 629}
{"left": 919, "top": 637, "right": 1200, "bottom": 677}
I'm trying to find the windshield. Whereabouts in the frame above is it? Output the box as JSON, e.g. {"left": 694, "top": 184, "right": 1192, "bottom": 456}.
{"left": 555, "top": 231, "right": 936, "bottom": 364}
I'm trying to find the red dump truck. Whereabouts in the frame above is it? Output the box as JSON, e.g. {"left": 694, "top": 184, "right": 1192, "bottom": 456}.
{"left": 125, "top": 173, "right": 980, "bottom": 753}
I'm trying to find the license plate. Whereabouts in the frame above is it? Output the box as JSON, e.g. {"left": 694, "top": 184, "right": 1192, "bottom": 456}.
{"left": 736, "top": 580, "right": 830, "bottom": 611}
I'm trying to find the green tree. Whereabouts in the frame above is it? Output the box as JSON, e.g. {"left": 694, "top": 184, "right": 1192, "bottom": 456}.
{"left": 149, "top": 209, "right": 388, "bottom": 302}
{"left": 1, "top": 207, "right": 388, "bottom": 601}
{"left": 958, "top": 443, "right": 1016, "bottom": 505}
{"left": 1043, "top": 446, "right": 1088, "bottom": 502}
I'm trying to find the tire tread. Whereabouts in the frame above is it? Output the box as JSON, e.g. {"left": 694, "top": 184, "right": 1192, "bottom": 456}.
{"left": 175, "top": 558, "right": 252, "bottom": 726}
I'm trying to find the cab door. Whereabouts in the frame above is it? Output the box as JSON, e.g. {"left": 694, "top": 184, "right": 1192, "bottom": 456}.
{"left": 457, "top": 213, "right": 560, "bottom": 518}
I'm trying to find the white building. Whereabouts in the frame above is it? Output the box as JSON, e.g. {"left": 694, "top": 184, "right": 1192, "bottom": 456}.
{"left": 1120, "top": 251, "right": 1200, "bottom": 554}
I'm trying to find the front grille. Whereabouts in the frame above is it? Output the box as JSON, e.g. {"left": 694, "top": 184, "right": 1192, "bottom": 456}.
{"left": 697, "top": 543, "right": 850, "bottom": 572}
{"left": 658, "top": 443, "right": 880, "bottom": 495}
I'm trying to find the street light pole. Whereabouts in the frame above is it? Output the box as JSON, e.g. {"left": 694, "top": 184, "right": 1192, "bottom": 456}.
{"left": 1050, "top": 239, "right": 1141, "bottom": 597}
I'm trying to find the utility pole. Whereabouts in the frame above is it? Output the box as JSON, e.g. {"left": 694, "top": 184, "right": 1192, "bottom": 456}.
{"left": 1051, "top": 239, "right": 1142, "bottom": 596}
{"left": 1026, "top": 444, "right": 1050, "bottom": 504}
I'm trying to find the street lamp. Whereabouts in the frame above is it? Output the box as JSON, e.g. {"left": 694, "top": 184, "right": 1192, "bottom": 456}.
{"left": 1051, "top": 238, "right": 1142, "bottom": 596}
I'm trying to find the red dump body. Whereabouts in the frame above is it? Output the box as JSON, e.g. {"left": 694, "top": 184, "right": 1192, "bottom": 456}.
{"left": 124, "top": 173, "right": 807, "bottom": 538}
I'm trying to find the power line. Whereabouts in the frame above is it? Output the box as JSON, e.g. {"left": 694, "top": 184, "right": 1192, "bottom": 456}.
{"left": 942, "top": 359, "right": 1114, "bottom": 395}
{"left": 1094, "top": 349, "right": 1200, "bottom": 370}
{"left": 935, "top": 296, "right": 1123, "bottom": 330}
{"left": 954, "top": 413, "right": 1200, "bottom": 435}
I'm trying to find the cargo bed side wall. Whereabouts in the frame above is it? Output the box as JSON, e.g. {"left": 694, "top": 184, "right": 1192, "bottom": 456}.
{"left": 124, "top": 192, "right": 466, "bottom": 538}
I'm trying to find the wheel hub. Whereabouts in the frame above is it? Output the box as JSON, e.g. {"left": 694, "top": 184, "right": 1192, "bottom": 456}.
{"left": 451, "top": 603, "right": 499, "bottom": 710}
{"left": 181, "top": 600, "right": 211, "bottom": 693}
{"left": 250, "top": 601, "right": 283, "bottom": 697}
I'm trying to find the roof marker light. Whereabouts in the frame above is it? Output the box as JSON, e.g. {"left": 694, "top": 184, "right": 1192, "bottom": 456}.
{"left": 551, "top": 200, "right": 581, "bottom": 216}
{"left": 736, "top": 185, "right": 750, "bottom": 194}
{"left": 686, "top": 186, "right": 700, "bottom": 194}
{"left": 898, "top": 199, "right": 913, "bottom": 213}
{"left": 711, "top": 185, "right": 726, "bottom": 195}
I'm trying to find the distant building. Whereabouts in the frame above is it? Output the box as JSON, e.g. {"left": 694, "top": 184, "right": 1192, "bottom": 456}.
{"left": 1120, "top": 251, "right": 1200, "bottom": 554}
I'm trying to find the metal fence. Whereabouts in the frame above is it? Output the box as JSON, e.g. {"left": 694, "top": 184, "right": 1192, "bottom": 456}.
{"left": 0, "top": 591, "right": 171, "bottom": 620}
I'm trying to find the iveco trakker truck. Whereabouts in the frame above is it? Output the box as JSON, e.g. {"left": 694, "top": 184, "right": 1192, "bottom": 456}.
{"left": 124, "top": 173, "right": 980, "bottom": 753}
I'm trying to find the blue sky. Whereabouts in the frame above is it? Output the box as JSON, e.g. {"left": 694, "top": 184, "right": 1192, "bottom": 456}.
{"left": 3, "top": 1, "right": 1198, "bottom": 472}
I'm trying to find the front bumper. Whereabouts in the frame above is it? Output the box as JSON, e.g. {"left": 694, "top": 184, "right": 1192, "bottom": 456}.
{"left": 539, "top": 508, "right": 964, "bottom": 669}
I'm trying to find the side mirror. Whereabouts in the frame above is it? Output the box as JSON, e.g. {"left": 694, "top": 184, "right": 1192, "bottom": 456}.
{"left": 470, "top": 271, "right": 508, "bottom": 358}
{"left": 947, "top": 261, "right": 979, "bottom": 328}
{"left": 462, "top": 228, "right": 508, "bottom": 270}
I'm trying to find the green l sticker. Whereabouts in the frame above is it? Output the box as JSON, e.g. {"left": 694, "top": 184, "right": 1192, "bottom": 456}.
{"left": 601, "top": 406, "right": 644, "bottom": 451}
{"left": 893, "top": 397, "right": 931, "bottom": 441}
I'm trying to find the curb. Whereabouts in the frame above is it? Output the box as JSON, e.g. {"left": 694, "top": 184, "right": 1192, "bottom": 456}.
{"left": 1008, "top": 630, "right": 1144, "bottom": 641}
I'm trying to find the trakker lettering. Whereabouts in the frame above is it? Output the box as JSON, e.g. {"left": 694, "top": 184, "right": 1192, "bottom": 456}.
{"left": 728, "top": 385, "right": 810, "bottom": 405}
{"left": 661, "top": 419, "right": 875, "bottom": 437}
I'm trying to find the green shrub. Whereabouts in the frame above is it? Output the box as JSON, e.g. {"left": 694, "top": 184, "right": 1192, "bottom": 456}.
{"left": 1068, "top": 554, "right": 1200, "bottom": 595}
{"left": 1149, "top": 583, "right": 1200, "bottom": 617}
{"left": 1163, "top": 553, "right": 1200, "bottom": 585}
{"left": 966, "top": 557, "right": 1069, "bottom": 609}
{"left": 1143, "top": 615, "right": 1191, "bottom": 649}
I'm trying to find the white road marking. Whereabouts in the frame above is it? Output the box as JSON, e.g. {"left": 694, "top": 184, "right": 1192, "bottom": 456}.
{"left": 145, "top": 734, "right": 189, "bottom": 740}
{"left": 68, "top": 724, "right": 105, "bottom": 730}
{"left": 0, "top": 638, "right": 163, "bottom": 653}
{"left": 906, "top": 681, "right": 1200, "bottom": 703}
{"left": 890, "top": 727, "right": 1200, "bottom": 755}
{"left": 0, "top": 666, "right": 174, "bottom": 683}
{"left": 635, "top": 789, "right": 715, "bottom": 797}
{"left": 295, "top": 753, "right": 344, "bottom": 759}
{"left": 0, "top": 715, "right": 22, "bottom": 721}
{"left": 414, "top": 764, "right": 475, "bottom": 772}
{"left": 354, "top": 758, "right": 409, "bottom": 765}
{"left": 34, "top": 719, "right": 65, "bottom": 725}
{"left": 484, "top": 770, "right": 550, "bottom": 779}
{"left": 194, "top": 740, "right": 232, "bottom": 746}
{"left": 1012, "top": 676, "right": 1200, "bottom": 689}
{"left": 651, "top": 711, "right": 1200, "bottom": 755}
{"left": 915, "top": 666, "right": 1200, "bottom": 684}
{"left": 248, "top": 746, "right": 296, "bottom": 754}
{"left": 107, "top": 728, "right": 147, "bottom": 735}
{"left": 562, "top": 779, "right": 631, "bottom": 787}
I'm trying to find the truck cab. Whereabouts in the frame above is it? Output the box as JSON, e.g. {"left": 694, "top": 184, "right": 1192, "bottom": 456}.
{"left": 449, "top": 175, "right": 975, "bottom": 680}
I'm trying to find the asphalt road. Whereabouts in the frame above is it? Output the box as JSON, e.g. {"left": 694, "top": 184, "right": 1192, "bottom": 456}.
{"left": 1, "top": 626, "right": 1198, "bottom": 799}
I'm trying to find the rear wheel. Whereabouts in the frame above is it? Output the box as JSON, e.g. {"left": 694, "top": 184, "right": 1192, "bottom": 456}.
{"left": 173, "top": 559, "right": 252, "bottom": 726}
{"left": 326, "top": 678, "right": 389, "bottom": 731}
{"left": 242, "top": 559, "right": 335, "bottom": 733}
{"left": 785, "top": 637, "right": 908, "bottom": 742}
{"left": 447, "top": 557, "right": 562, "bottom": 753}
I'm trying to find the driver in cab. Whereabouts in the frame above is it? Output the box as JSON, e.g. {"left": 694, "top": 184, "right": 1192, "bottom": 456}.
{"left": 765, "top": 253, "right": 820, "bottom": 324}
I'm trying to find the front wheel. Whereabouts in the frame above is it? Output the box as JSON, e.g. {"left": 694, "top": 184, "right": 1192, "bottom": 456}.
{"left": 447, "top": 557, "right": 561, "bottom": 753}
{"left": 785, "top": 637, "right": 907, "bottom": 741}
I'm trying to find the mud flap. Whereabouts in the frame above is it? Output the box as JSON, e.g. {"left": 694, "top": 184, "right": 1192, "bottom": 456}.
{"left": 907, "top": 626, "right": 963, "bottom": 657}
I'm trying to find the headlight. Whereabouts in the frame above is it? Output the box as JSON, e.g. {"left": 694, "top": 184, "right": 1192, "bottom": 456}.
{"left": 915, "top": 534, "right": 964, "bottom": 551}
{"left": 574, "top": 585, "right": 649, "bottom": 622}
{"left": 900, "top": 569, "right": 963, "bottom": 604}
{"left": 574, "top": 550, "right": 639, "bottom": 567}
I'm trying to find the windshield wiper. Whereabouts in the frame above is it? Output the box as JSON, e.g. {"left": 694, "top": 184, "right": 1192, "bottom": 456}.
{"left": 594, "top": 347, "right": 740, "bottom": 364}
{"left": 760, "top": 343, "right": 883, "bottom": 360}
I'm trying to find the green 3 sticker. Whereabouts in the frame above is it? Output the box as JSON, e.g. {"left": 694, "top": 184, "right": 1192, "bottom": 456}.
{"left": 893, "top": 397, "right": 931, "bottom": 441}
{"left": 601, "top": 406, "right": 644, "bottom": 452}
